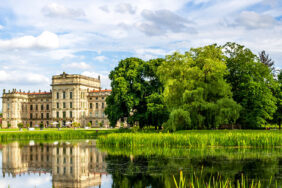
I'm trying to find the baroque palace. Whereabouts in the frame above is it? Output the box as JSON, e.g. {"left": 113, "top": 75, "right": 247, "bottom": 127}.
{"left": 1, "top": 72, "right": 111, "bottom": 128}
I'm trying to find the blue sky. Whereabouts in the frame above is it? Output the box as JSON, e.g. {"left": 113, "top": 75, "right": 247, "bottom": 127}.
{"left": 0, "top": 0, "right": 282, "bottom": 111}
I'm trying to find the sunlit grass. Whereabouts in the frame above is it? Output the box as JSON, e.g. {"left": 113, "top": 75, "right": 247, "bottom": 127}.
{"left": 97, "top": 130, "right": 282, "bottom": 147}
{"left": 0, "top": 129, "right": 118, "bottom": 141}
{"left": 173, "top": 170, "right": 278, "bottom": 188}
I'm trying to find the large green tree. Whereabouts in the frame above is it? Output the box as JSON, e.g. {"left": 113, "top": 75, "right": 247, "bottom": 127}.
{"left": 105, "top": 57, "right": 168, "bottom": 128}
{"left": 158, "top": 45, "right": 241, "bottom": 131}
{"left": 223, "top": 42, "right": 277, "bottom": 128}
{"left": 273, "top": 70, "right": 282, "bottom": 130}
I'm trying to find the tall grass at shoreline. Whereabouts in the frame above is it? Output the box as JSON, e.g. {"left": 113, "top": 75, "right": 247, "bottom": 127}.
{"left": 0, "top": 129, "right": 117, "bottom": 141}
{"left": 173, "top": 171, "right": 278, "bottom": 188}
{"left": 97, "top": 130, "right": 282, "bottom": 147}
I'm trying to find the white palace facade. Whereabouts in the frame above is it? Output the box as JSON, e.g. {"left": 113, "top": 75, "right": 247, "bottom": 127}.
{"left": 1, "top": 72, "right": 111, "bottom": 128}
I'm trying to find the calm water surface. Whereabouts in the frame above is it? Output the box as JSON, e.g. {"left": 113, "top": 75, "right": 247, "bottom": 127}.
{"left": 0, "top": 140, "right": 281, "bottom": 188}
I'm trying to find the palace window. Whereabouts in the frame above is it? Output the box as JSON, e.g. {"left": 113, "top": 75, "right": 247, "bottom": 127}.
{"left": 70, "top": 111, "right": 72, "bottom": 118}
{"left": 36, "top": 105, "right": 38, "bottom": 111}
{"left": 96, "top": 97, "right": 98, "bottom": 100}
{"left": 57, "top": 112, "right": 59, "bottom": 118}
{"left": 96, "top": 103, "right": 98, "bottom": 109}
{"left": 90, "top": 103, "right": 92, "bottom": 109}
{"left": 63, "top": 91, "right": 66, "bottom": 99}
{"left": 63, "top": 102, "right": 66, "bottom": 108}
{"left": 30, "top": 113, "right": 33, "bottom": 119}
{"left": 57, "top": 92, "right": 59, "bottom": 99}
{"left": 30, "top": 105, "right": 33, "bottom": 111}
{"left": 95, "top": 112, "right": 98, "bottom": 117}
{"left": 63, "top": 111, "right": 66, "bottom": 118}
{"left": 41, "top": 105, "right": 44, "bottom": 111}
{"left": 102, "top": 103, "right": 104, "bottom": 109}
{"left": 70, "top": 102, "right": 72, "bottom": 108}
{"left": 102, "top": 97, "right": 104, "bottom": 100}
{"left": 46, "top": 104, "right": 49, "bottom": 110}
{"left": 41, "top": 113, "right": 43, "bottom": 119}
{"left": 70, "top": 92, "right": 72, "bottom": 99}
{"left": 47, "top": 113, "right": 49, "bottom": 119}
{"left": 57, "top": 103, "right": 59, "bottom": 109}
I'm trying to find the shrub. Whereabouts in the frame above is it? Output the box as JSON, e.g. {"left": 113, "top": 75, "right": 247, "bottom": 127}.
{"left": 26, "top": 123, "right": 30, "bottom": 129}
{"left": 57, "top": 122, "right": 61, "bottom": 129}
{"left": 99, "top": 121, "right": 104, "bottom": 128}
{"left": 40, "top": 123, "right": 44, "bottom": 129}
{"left": 17, "top": 123, "right": 23, "bottom": 129}
{"left": 7, "top": 123, "right": 11, "bottom": 128}
{"left": 87, "top": 122, "right": 91, "bottom": 127}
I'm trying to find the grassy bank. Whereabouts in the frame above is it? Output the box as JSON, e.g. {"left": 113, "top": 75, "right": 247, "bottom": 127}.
{"left": 0, "top": 129, "right": 117, "bottom": 141}
{"left": 97, "top": 130, "right": 282, "bottom": 147}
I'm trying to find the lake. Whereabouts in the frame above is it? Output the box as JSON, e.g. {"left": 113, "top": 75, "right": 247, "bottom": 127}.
{"left": 0, "top": 140, "right": 281, "bottom": 187}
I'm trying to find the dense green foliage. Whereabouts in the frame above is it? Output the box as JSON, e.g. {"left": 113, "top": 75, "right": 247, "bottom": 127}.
{"left": 97, "top": 130, "right": 282, "bottom": 147}
{"left": 273, "top": 70, "right": 282, "bottom": 130}
{"left": 158, "top": 45, "right": 241, "bottom": 130}
{"left": 105, "top": 43, "right": 282, "bottom": 129}
{"left": 223, "top": 43, "right": 277, "bottom": 128}
{"left": 105, "top": 58, "right": 169, "bottom": 129}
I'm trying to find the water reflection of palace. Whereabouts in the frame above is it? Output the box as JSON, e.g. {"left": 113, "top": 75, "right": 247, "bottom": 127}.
{"left": 1, "top": 141, "right": 107, "bottom": 188}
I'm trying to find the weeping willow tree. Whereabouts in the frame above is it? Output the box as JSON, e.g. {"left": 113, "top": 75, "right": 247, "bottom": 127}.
{"left": 158, "top": 45, "right": 241, "bottom": 131}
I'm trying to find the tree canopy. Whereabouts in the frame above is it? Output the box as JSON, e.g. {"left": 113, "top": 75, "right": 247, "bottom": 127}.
{"left": 105, "top": 43, "right": 280, "bottom": 130}
{"left": 223, "top": 42, "right": 277, "bottom": 128}
{"left": 158, "top": 45, "right": 241, "bottom": 130}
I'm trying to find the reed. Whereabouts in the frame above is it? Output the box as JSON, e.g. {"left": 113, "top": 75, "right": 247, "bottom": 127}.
{"left": 97, "top": 130, "right": 282, "bottom": 147}
{"left": 173, "top": 171, "right": 278, "bottom": 188}
{"left": 0, "top": 129, "right": 117, "bottom": 141}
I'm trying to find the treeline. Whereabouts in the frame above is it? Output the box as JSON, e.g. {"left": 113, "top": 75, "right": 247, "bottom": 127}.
{"left": 105, "top": 43, "right": 282, "bottom": 130}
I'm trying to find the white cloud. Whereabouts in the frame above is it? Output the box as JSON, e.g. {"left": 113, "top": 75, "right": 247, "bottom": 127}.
{"left": 137, "top": 9, "right": 196, "bottom": 36}
{"left": 0, "top": 70, "right": 49, "bottom": 84}
{"left": 94, "top": 56, "right": 107, "bottom": 61}
{"left": 42, "top": 3, "right": 85, "bottom": 18}
{"left": 115, "top": 3, "right": 136, "bottom": 14}
{"left": 62, "top": 62, "right": 91, "bottom": 69}
{"left": 0, "top": 31, "right": 59, "bottom": 49}
{"left": 0, "top": 25, "right": 3, "bottom": 30}
{"left": 236, "top": 11, "right": 277, "bottom": 29}
{"left": 99, "top": 5, "right": 110, "bottom": 13}
{"left": 82, "top": 71, "right": 111, "bottom": 89}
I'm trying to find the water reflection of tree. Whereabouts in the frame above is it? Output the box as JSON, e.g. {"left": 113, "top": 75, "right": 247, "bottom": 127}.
{"left": 105, "top": 149, "right": 282, "bottom": 187}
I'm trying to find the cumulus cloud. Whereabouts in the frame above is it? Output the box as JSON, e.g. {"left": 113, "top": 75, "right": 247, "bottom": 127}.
{"left": 42, "top": 3, "right": 85, "bottom": 18}
{"left": 62, "top": 62, "right": 91, "bottom": 69}
{"left": 0, "top": 31, "right": 59, "bottom": 49}
{"left": 236, "top": 11, "right": 277, "bottom": 29}
{"left": 138, "top": 9, "right": 196, "bottom": 36}
{"left": 0, "top": 25, "right": 3, "bottom": 30}
{"left": 135, "top": 48, "right": 167, "bottom": 60}
{"left": 115, "top": 3, "right": 136, "bottom": 14}
{"left": 100, "top": 5, "right": 110, "bottom": 13}
{"left": 94, "top": 56, "right": 107, "bottom": 61}
{"left": 0, "top": 70, "right": 49, "bottom": 84}
{"left": 82, "top": 71, "right": 111, "bottom": 89}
